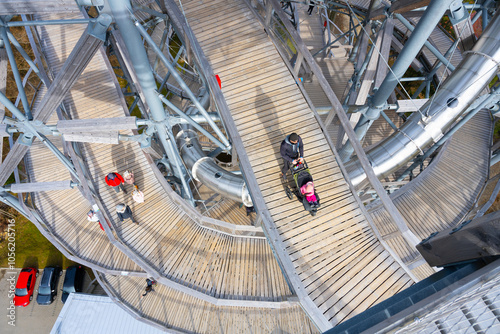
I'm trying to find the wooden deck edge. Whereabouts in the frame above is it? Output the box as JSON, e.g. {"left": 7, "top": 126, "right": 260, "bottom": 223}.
{"left": 21, "top": 199, "right": 145, "bottom": 276}
{"left": 96, "top": 269, "right": 301, "bottom": 309}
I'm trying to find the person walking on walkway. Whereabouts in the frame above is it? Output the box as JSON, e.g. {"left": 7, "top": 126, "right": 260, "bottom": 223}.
{"left": 87, "top": 210, "right": 104, "bottom": 231}
{"left": 123, "top": 170, "right": 136, "bottom": 186}
{"left": 116, "top": 203, "right": 137, "bottom": 224}
{"left": 280, "top": 132, "right": 304, "bottom": 178}
{"left": 307, "top": 2, "right": 315, "bottom": 15}
{"left": 141, "top": 278, "right": 156, "bottom": 298}
{"left": 105, "top": 172, "right": 127, "bottom": 193}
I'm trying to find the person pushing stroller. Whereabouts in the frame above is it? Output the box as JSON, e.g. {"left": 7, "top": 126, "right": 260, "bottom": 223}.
{"left": 280, "top": 132, "right": 304, "bottom": 179}
{"left": 280, "top": 133, "right": 320, "bottom": 215}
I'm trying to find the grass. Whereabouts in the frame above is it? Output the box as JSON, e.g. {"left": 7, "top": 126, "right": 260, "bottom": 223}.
{"left": 0, "top": 212, "right": 76, "bottom": 269}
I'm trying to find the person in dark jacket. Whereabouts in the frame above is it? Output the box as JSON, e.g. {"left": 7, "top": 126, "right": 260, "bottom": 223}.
{"left": 105, "top": 172, "right": 127, "bottom": 194}
{"left": 307, "top": 2, "right": 315, "bottom": 15}
{"left": 280, "top": 133, "right": 304, "bottom": 177}
{"left": 141, "top": 278, "right": 156, "bottom": 298}
{"left": 116, "top": 203, "right": 137, "bottom": 224}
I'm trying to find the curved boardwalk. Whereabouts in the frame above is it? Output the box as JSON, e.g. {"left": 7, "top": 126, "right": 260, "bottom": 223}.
{"left": 24, "top": 13, "right": 141, "bottom": 273}
{"left": 97, "top": 271, "right": 318, "bottom": 333}
{"left": 368, "top": 110, "right": 492, "bottom": 280}
{"left": 177, "top": 0, "right": 414, "bottom": 328}
{"left": 32, "top": 3, "right": 291, "bottom": 311}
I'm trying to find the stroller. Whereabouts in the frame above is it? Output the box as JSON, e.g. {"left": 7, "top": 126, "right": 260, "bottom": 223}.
{"left": 283, "top": 159, "right": 320, "bottom": 216}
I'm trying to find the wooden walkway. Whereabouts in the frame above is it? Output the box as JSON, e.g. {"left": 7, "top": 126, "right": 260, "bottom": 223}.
{"left": 29, "top": 4, "right": 292, "bottom": 315}
{"left": 97, "top": 272, "right": 318, "bottom": 333}
{"left": 368, "top": 110, "right": 493, "bottom": 280}
{"left": 178, "top": 0, "right": 413, "bottom": 328}
{"left": 14, "top": 0, "right": 492, "bottom": 332}
{"left": 23, "top": 16, "right": 142, "bottom": 274}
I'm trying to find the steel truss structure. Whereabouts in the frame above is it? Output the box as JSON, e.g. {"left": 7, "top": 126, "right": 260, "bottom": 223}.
{"left": 0, "top": 0, "right": 499, "bottom": 332}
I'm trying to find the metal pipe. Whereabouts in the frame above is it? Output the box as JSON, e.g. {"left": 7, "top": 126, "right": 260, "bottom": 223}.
{"left": 340, "top": 0, "right": 458, "bottom": 159}
{"left": 345, "top": 12, "right": 500, "bottom": 186}
{"left": 157, "top": 93, "right": 227, "bottom": 150}
{"left": 175, "top": 88, "right": 252, "bottom": 206}
{"left": 108, "top": 0, "right": 194, "bottom": 203}
{"left": 395, "top": 13, "right": 456, "bottom": 72}
{"left": 397, "top": 87, "right": 500, "bottom": 181}
{"left": 134, "top": 19, "right": 231, "bottom": 151}
{"left": 6, "top": 30, "right": 44, "bottom": 83}
{"left": 177, "top": 129, "right": 252, "bottom": 206}
{"left": 159, "top": 45, "right": 183, "bottom": 92}
{"left": 0, "top": 26, "right": 32, "bottom": 120}
{"left": 411, "top": 38, "right": 460, "bottom": 99}
{"left": 5, "top": 19, "right": 97, "bottom": 27}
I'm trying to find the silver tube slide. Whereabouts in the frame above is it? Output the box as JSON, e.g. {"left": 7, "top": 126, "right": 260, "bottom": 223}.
{"left": 345, "top": 12, "right": 500, "bottom": 187}
{"left": 174, "top": 91, "right": 253, "bottom": 207}
{"left": 177, "top": 129, "right": 253, "bottom": 206}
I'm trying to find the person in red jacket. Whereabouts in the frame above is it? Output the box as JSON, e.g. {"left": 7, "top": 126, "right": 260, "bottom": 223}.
{"left": 105, "top": 172, "right": 127, "bottom": 193}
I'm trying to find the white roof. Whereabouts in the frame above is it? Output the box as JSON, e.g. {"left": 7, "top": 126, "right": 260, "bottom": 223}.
{"left": 51, "top": 294, "right": 166, "bottom": 334}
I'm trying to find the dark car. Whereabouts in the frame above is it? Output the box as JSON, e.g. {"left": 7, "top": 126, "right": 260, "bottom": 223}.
{"left": 61, "top": 265, "right": 85, "bottom": 303}
{"left": 14, "top": 267, "right": 38, "bottom": 307}
{"left": 36, "top": 266, "right": 62, "bottom": 305}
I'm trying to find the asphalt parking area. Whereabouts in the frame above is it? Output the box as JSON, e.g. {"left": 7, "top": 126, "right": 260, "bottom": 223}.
{"left": 0, "top": 268, "right": 91, "bottom": 334}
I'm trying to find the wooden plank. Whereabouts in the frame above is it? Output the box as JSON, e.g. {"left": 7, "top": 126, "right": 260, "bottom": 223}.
{"left": 10, "top": 180, "right": 73, "bottom": 192}
{"left": 0, "top": 0, "right": 80, "bottom": 14}
{"left": 57, "top": 116, "right": 137, "bottom": 132}
{"left": 374, "top": 18, "right": 395, "bottom": 89}
{"left": 63, "top": 132, "right": 119, "bottom": 144}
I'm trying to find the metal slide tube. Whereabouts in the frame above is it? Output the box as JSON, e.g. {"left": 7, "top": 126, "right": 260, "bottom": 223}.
{"left": 175, "top": 90, "right": 253, "bottom": 206}
{"left": 346, "top": 11, "right": 500, "bottom": 186}
{"left": 341, "top": 0, "right": 456, "bottom": 159}
{"left": 108, "top": 0, "right": 194, "bottom": 203}
{"left": 177, "top": 129, "right": 252, "bottom": 206}
{"left": 397, "top": 86, "right": 500, "bottom": 181}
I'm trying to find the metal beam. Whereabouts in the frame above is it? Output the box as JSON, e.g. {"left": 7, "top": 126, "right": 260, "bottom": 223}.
{"left": 8, "top": 180, "right": 75, "bottom": 193}
{"left": 0, "top": 0, "right": 83, "bottom": 15}
{"left": 134, "top": 19, "right": 231, "bottom": 151}
{"left": 370, "top": 0, "right": 431, "bottom": 20}
{"left": 57, "top": 116, "right": 138, "bottom": 133}
{"left": 341, "top": 0, "right": 457, "bottom": 159}
{"left": 0, "top": 15, "right": 110, "bottom": 186}
{"left": 108, "top": 0, "right": 194, "bottom": 204}
{"left": 0, "top": 25, "right": 32, "bottom": 120}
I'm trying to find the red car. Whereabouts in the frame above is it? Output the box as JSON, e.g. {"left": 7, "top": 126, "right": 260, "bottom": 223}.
{"left": 14, "top": 268, "right": 38, "bottom": 307}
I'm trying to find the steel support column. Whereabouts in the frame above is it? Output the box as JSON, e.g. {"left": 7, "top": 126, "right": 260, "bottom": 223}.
{"left": 108, "top": 0, "right": 195, "bottom": 204}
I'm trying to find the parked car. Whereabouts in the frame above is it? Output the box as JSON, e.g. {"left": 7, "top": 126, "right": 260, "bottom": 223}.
{"left": 36, "top": 266, "right": 62, "bottom": 305}
{"left": 14, "top": 267, "right": 38, "bottom": 307}
{"left": 61, "top": 265, "right": 85, "bottom": 303}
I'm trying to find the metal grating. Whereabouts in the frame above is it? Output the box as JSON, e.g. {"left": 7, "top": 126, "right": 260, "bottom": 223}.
{"left": 395, "top": 273, "right": 500, "bottom": 333}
